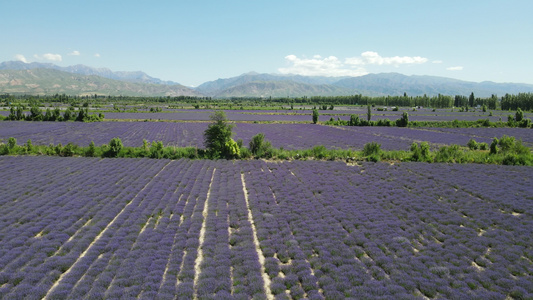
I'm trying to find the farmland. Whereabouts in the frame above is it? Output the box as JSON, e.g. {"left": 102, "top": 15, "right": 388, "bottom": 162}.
{"left": 0, "top": 101, "right": 532, "bottom": 299}
{"left": 0, "top": 156, "right": 532, "bottom": 299}
{"left": 1, "top": 120, "right": 532, "bottom": 151}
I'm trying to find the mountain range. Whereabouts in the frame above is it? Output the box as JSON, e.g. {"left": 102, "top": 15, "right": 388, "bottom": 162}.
{"left": 2, "top": 61, "right": 533, "bottom": 98}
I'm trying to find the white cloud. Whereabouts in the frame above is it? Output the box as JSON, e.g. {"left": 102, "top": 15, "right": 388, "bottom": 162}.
{"left": 278, "top": 51, "right": 429, "bottom": 77}
{"left": 278, "top": 54, "right": 368, "bottom": 77}
{"left": 68, "top": 50, "right": 80, "bottom": 56}
{"left": 446, "top": 66, "right": 463, "bottom": 71}
{"left": 345, "top": 51, "right": 428, "bottom": 66}
{"left": 432, "top": 60, "right": 443, "bottom": 64}
{"left": 14, "top": 54, "right": 28, "bottom": 63}
{"left": 34, "top": 53, "right": 62, "bottom": 62}
{"left": 94, "top": 53, "right": 101, "bottom": 58}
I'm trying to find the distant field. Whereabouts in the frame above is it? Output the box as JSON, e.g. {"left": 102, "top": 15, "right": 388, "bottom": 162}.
{"left": 0, "top": 157, "right": 531, "bottom": 299}
{"left": 1, "top": 121, "right": 532, "bottom": 150}
{"left": 3, "top": 107, "right": 529, "bottom": 122}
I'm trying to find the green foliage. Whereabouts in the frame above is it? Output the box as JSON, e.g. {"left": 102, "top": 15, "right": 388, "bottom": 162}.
{"left": 467, "top": 139, "right": 479, "bottom": 150}
{"left": 61, "top": 143, "right": 78, "bottom": 157}
{"left": 410, "top": 142, "right": 431, "bottom": 162}
{"left": 105, "top": 137, "right": 124, "bottom": 157}
{"left": 204, "top": 111, "right": 238, "bottom": 159}
{"left": 150, "top": 141, "right": 165, "bottom": 158}
{"left": 502, "top": 154, "right": 528, "bottom": 166}
{"left": 24, "top": 139, "right": 33, "bottom": 153}
{"left": 362, "top": 142, "right": 382, "bottom": 161}
{"left": 225, "top": 138, "right": 240, "bottom": 158}
{"left": 7, "top": 137, "right": 17, "bottom": 150}
{"left": 367, "top": 105, "right": 372, "bottom": 121}
{"left": 63, "top": 107, "right": 74, "bottom": 121}
{"left": 515, "top": 108, "right": 524, "bottom": 122}
{"left": 518, "top": 118, "right": 532, "bottom": 128}
{"left": 28, "top": 106, "right": 43, "bottom": 121}
{"left": 349, "top": 114, "right": 359, "bottom": 126}
{"left": 312, "top": 109, "right": 319, "bottom": 124}
{"left": 396, "top": 112, "right": 409, "bottom": 127}
{"left": 490, "top": 138, "right": 499, "bottom": 155}
{"left": 7, "top": 105, "right": 25, "bottom": 120}
{"left": 434, "top": 145, "right": 464, "bottom": 163}
{"left": 0, "top": 137, "right": 18, "bottom": 154}
{"left": 489, "top": 135, "right": 530, "bottom": 158}
{"left": 249, "top": 133, "right": 273, "bottom": 157}
{"left": 86, "top": 141, "right": 97, "bottom": 157}
{"left": 311, "top": 145, "right": 328, "bottom": 159}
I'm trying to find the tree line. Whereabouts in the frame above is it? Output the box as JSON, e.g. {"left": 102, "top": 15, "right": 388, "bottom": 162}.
{"left": 2, "top": 92, "right": 532, "bottom": 110}
{"left": 4, "top": 105, "right": 104, "bottom": 122}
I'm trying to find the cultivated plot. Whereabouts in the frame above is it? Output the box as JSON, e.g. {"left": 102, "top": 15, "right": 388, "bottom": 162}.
{"left": 2, "top": 121, "right": 530, "bottom": 150}
{"left": 0, "top": 157, "right": 532, "bottom": 299}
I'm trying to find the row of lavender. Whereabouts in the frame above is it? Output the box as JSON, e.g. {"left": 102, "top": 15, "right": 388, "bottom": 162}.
{"left": 1, "top": 109, "right": 516, "bottom": 122}
{"left": 0, "top": 157, "right": 272, "bottom": 299}
{"left": 242, "top": 160, "right": 533, "bottom": 298}
{"left": 1, "top": 156, "right": 531, "bottom": 299}
{"left": 1, "top": 121, "right": 531, "bottom": 150}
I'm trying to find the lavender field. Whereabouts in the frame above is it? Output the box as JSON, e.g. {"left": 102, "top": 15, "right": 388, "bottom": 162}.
{"left": 0, "top": 156, "right": 532, "bottom": 299}
{"left": 1, "top": 121, "right": 531, "bottom": 150}
{"left": 2, "top": 108, "right": 524, "bottom": 123}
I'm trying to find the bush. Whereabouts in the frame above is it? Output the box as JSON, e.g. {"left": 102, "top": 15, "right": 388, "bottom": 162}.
{"left": 105, "top": 137, "right": 123, "bottom": 157}
{"left": 467, "top": 139, "right": 479, "bottom": 150}
{"left": 489, "top": 135, "right": 530, "bottom": 156}
{"left": 411, "top": 142, "right": 431, "bottom": 162}
{"left": 25, "top": 139, "right": 33, "bottom": 153}
{"left": 349, "top": 114, "right": 359, "bottom": 126}
{"left": 311, "top": 145, "right": 328, "bottom": 159}
{"left": 61, "top": 143, "right": 77, "bottom": 157}
{"left": 86, "top": 141, "right": 96, "bottom": 157}
{"left": 363, "top": 142, "right": 382, "bottom": 161}
{"left": 490, "top": 138, "right": 499, "bottom": 155}
{"left": 150, "top": 141, "right": 165, "bottom": 158}
{"left": 498, "top": 135, "right": 516, "bottom": 152}
{"left": 502, "top": 154, "right": 527, "bottom": 166}
{"left": 434, "top": 145, "right": 463, "bottom": 163}
{"left": 518, "top": 118, "right": 531, "bottom": 128}
{"left": 249, "top": 133, "right": 272, "bottom": 157}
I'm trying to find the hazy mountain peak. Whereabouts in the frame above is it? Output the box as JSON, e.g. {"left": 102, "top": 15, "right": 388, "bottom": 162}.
{"left": 0, "top": 61, "right": 181, "bottom": 86}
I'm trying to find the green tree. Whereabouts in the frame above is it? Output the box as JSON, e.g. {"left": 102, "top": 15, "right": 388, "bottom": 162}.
{"left": 396, "top": 111, "right": 409, "bottom": 127}
{"left": 312, "top": 109, "right": 319, "bottom": 124}
{"left": 469, "top": 92, "right": 475, "bottom": 107}
{"left": 367, "top": 105, "right": 372, "bottom": 121}
{"left": 204, "top": 111, "right": 239, "bottom": 158}
{"left": 28, "top": 106, "right": 43, "bottom": 121}
{"left": 349, "top": 114, "right": 359, "bottom": 126}
{"left": 515, "top": 108, "right": 524, "bottom": 122}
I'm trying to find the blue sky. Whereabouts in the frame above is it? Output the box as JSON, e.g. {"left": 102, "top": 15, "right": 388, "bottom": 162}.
{"left": 2, "top": 0, "right": 532, "bottom": 86}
